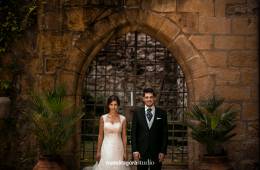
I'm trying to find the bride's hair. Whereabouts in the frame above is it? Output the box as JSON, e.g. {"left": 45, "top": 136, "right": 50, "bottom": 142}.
{"left": 106, "top": 95, "right": 120, "bottom": 112}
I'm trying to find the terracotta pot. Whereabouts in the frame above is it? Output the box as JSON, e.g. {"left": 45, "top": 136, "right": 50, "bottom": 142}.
{"left": 199, "top": 155, "right": 233, "bottom": 170}
{"left": 33, "top": 156, "right": 67, "bottom": 170}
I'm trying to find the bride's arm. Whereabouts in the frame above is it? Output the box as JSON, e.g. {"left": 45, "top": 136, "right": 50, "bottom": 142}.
{"left": 122, "top": 118, "right": 128, "bottom": 160}
{"left": 96, "top": 116, "right": 104, "bottom": 161}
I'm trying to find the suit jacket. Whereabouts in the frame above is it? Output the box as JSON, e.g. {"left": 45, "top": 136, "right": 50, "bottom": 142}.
{"left": 131, "top": 106, "right": 168, "bottom": 159}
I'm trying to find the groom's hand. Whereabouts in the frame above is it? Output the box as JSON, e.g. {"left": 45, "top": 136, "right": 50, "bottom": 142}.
{"left": 158, "top": 153, "right": 165, "bottom": 162}
{"left": 133, "top": 152, "right": 140, "bottom": 161}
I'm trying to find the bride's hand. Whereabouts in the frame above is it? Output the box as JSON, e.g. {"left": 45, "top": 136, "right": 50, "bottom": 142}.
{"left": 123, "top": 152, "right": 128, "bottom": 161}
{"left": 133, "top": 152, "right": 140, "bottom": 161}
{"left": 96, "top": 151, "right": 101, "bottom": 162}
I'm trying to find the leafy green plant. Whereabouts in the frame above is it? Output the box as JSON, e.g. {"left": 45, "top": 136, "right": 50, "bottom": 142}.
{"left": 185, "top": 96, "right": 237, "bottom": 156}
{"left": 27, "top": 85, "right": 84, "bottom": 156}
{"left": 0, "top": 0, "right": 37, "bottom": 55}
{"left": 0, "top": 0, "right": 37, "bottom": 98}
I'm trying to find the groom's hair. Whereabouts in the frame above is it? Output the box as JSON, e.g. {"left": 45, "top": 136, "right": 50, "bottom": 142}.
{"left": 143, "top": 88, "right": 156, "bottom": 96}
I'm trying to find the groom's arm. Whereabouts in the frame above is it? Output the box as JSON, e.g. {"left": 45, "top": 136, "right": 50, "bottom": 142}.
{"left": 161, "top": 110, "right": 168, "bottom": 154}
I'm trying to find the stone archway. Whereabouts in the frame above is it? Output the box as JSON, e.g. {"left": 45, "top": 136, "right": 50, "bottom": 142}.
{"left": 61, "top": 9, "right": 213, "bottom": 170}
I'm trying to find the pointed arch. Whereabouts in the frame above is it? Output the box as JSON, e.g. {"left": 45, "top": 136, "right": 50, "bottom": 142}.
{"left": 63, "top": 9, "right": 213, "bottom": 170}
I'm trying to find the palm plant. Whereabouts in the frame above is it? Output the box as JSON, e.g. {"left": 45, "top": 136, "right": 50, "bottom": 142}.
{"left": 27, "top": 85, "right": 84, "bottom": 157}
{"left": 185, "top": 96, "right": 237, "bottom": 156}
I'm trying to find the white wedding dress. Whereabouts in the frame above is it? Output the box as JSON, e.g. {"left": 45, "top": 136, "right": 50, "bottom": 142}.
{"left": 90, "top": 114, "right": 130, "bottom": 170}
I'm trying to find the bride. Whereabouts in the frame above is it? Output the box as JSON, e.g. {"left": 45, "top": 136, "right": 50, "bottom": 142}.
{"left": 88, "top": 95, "right": 130, "bottom": 170}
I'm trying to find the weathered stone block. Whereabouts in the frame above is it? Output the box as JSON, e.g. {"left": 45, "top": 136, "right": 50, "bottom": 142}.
{"left": 74, "top": 31, "right": 100, "bottom": 54}
{"left": 186, "top": 55, "right": 208, "bottom": 78}
{"left": 189, "top": 35, "right": 213, "bottom": 50}
{"left": 45, "top": 58, "right": 60, "bottom": 74}
{"left": 226, "top": 3, "right": 247, "bottom": 17}
{"left": 84, "top": 8, "right": 108, "bottom": 27}
{"left": 91, "top": 17, "right": 116, "bottom": 39}
{"left": 142, "top": 12, "right": 165, "bottom": 33}
{"left": 38, "top": 33, "right": 71, "bottom": 56}
{"left": 215, "top": 35, "right": 245, "bottom": 49}
{"left": 39, "top": 11, "right": 63, "bottom": 31}
{"left": 173, "top": 34, "right": 199, "bottom": 62}
{"left": 232, "top": 121, "right": 247, "bottom": 141}
{"left": 26, "top": 57, "right": 43, "bottom": 75}
{"left": 251, "top": 84, "right": 259, "bottom": 101}
{"left": 156, "top": 18, "right": 180, "bottom": 45}
{"left": 247, "top": 122, "right": 259, "bottom": 138}
{"left": 215, "top": 85, "right": 251, "bottom": 100}
{"left": 209, "top": 68, "right": 240, "bottom": 85}
{"left": 57, "top": 72, "right": 77, "bottom": 96}
{"left": 142, "top": 0, "right": 176, "bottom": 12}
{"left": 199, "top": 0, "right": 214, "bottom": 16}
{"left": 228, "top": 50, "right": 258, "bottom": 67}
{"left": 107, "top": 11, "right": 128, "bottom": 28}
{"left": 126, "top": 0, "right": 141, "bottom": 7}
{"left": 242, "top": 102, "right": 258, "bottom": 120}
{"left": 214, "top": 0, "right": 246, "bottom": 17}
{"left": 214, "top": 0, "right": 226, "bottom": 17}
{"left": 240, "top": 69, "right": 258, "bottom": 85}
{"left": 65, "top": 8, "right": 85, "bottom": 31}
{"left": 64, "top": 0, "right": 84, "bottom": 6}
{"left": 125, "top": 9, "right": 143, "bottom": 25}
{"left": 203, "top": 51, "right": 227, "bottom": 67}
{"left": 232, "top": 17, "right": 258, "bottom": 34}
{"left": 193, "top": 75, "right": 214, "bottom": 101}
{"left": 35, "top": 74, "right": 55, "bottom": 92}
{"left": 247, "top": 0, "right": 259, "bottom": 15}
{"left": 199, "top": 16, "right": 231, "bottom": 34}
{"left": 176, "top": 0, "right": 198, "bottom": 12}
{"left": 177, "top": 0, "right": 214, "bottom": 16}
{"left": 226, "top": 0, "right": 258, "bottom": 17}
{"left": 246, "top": 36, "right": 259, "bottom": 49}
{"left": 64, "top": 48, "right": 86, "bottom": 72}
{"left": 167, "top": 12, "right": 199, "bottom": 33}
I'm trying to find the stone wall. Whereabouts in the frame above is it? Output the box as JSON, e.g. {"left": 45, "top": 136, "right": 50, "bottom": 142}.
{"left": 18, "top": 0, "right": 259, "bottom": 169}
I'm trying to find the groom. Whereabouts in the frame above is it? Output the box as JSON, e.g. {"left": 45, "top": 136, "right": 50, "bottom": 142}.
{"left": 131, "top": 88, "right": 168, "bottom": 170}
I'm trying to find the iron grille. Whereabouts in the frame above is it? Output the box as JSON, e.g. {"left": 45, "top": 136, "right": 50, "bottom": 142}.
{"left": 80, "top": 32, "right": 188, "bottom": 167}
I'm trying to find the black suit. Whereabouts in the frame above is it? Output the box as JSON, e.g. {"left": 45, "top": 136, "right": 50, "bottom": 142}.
{"left": 131, "top": 106, "right": 168, "bottom": 170}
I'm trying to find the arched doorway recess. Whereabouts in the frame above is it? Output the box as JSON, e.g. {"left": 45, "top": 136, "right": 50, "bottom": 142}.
{"left": 80, "top": 31, "right": 188, "bottom": 168}
{"left": 69, "top": 9, "right": 211, "bottom": 170}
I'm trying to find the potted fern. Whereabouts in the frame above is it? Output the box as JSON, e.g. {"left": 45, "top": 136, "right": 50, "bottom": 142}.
{"left": 27, "top": 85, "right": 84, "bottom": 170}
{"left": 185, "top": 96, "right": 237, "bottom": 170}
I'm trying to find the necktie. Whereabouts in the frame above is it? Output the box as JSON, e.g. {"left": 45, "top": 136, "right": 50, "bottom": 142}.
{"left": 146, "top": 108, "right": 153, "bottom": 121}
